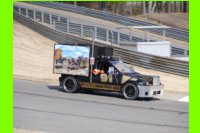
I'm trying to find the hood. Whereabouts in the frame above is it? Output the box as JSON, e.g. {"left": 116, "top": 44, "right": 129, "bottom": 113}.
{"left": 123, "top": 72, "right": 160, "bottom": 85}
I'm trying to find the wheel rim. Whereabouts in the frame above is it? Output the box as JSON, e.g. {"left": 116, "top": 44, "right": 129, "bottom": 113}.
{"left": 125, "top": 86, "right": 135, "bottom": 97}
{"left": 65, "top": 79, "right": 75, "bottom": 90}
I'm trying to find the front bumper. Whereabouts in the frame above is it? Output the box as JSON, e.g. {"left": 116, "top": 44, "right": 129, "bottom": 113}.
{"left": 137, "top": 84, "right": 164, "bottom": 98}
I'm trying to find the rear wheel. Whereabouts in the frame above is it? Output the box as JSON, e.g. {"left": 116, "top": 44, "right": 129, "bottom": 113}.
{"left": 121, "top": 83, "right": 139, "bottom": 100}
{"left": 62, "top": 76, "right": 80, "bottom": 93}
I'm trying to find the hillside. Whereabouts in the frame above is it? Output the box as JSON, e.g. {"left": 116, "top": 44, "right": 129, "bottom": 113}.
{"left": 14, "top": 21, "right": 59, "bottom": 82}
{"left": 135, "top": 13, "right": 188, "bottom": 30}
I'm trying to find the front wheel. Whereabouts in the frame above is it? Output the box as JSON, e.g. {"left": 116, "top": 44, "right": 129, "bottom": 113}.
{"left": 62, "top": 76, "right": 80, "bottom": 93}
{"left": 121, "top": 83, "right": 139, "bottom": 100}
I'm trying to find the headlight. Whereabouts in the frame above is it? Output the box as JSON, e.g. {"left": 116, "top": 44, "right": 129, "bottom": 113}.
{"left": 138, "top": 82, "right": 149, "bottom": 86}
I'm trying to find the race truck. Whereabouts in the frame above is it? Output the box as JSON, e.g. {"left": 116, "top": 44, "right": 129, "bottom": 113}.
{"left": 53, "top": 43, "right": 164, "bottom": 100}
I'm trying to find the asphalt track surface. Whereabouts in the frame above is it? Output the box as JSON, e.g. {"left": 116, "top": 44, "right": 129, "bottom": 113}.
{"left": 14, "top": 79, "right": 188, "bottom": 133}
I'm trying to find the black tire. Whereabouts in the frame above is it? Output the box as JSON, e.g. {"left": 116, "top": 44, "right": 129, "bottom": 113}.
{"left": 121, "top": 83, "right": 139, "bottom": 100}
{"left": 62, "top": 76, "right": 80, "bottom": 93}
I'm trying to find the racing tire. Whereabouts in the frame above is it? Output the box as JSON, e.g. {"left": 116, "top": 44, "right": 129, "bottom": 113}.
{"left": 62, "top": 76, "right": 80, "bottom": 93}
{"left": 121, "top": 83, "right": 139, "bottom": 100}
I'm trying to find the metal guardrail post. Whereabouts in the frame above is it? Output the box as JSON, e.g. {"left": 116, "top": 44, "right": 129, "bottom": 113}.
{"left": 117, "top": 32, "right": 120, "bottom": 45}
{"left": 129, "top": 30, "right": 132, "bottom": 41}
{"left": 94, "top": 27, "right": 97, "bottom": 39}
{"left": 67, "top": 19, "right": 69, "bottom": 33}
{"left": 184, "top": 50, "right": 187, "bottom": 56}
{"left": 26, "top": 8, "right": 28, "bottom": 17}
{"left": 33, "top": 10, "right": 35, "bottom": 21}
{"left": 163, "top": 29, "right": 166, "bottom": 41}
{"left": 41, "top": 12, "right": 44, "bottom": 23}
{"left": 80, "top": 24, "right": 83, "bottom": 37}
{"left": 144, "top": 30, "right": 149, "bottom": 42}
{"left": 19, "top": 7, "right": 21, "bottom": 14}
{"left": 106, "top": 29, "right": 109, "bottom": 42}
{"left": 49, "top": 13, "right": 52, "bottom": 25}
{"left": 110, "top": 30, "right": 113, "bottom": 47}
{"left": 53, "top": 20, "right": 56, "bottom": 29}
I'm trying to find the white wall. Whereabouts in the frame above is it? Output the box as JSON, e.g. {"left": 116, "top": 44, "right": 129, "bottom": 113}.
{"left": 136, "top": 41, "right": 171, "bottom": 57}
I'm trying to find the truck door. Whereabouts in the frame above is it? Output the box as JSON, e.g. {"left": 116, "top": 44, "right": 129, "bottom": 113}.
{"left": 92, "top": 59, "right": 121, "bottom": 85}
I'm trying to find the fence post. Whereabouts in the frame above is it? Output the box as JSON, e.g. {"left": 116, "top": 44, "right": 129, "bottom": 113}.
{"left": 106, "top": 29, "right": 109, "bottom": 42}
{"left": 117, "top": 32, "right": 120, "bottom": 45}
{"left": 110, "top": 31, "right": 113, "bottom": 47}
{"left": 33, "top": 10, "right": 35, "bottom": 21}
{"left": 53, "top": 20, "right": 56, "bottom": 29}
{"left": 41, "top": 12, "right": 44, "bottom": 23}
{"left": 19, "top": 7, "right": 21, "bottom": 14}
{"left": 129, "top": 30, "right": 132, "bottom": 41}
{"left": 67, "top": 19, "right": 69, "bottom": 33}
{"left": 163, "top": 29, "right": 166, "bottom": 41}
{"left": 144, "top": 30, "right": 149, "bottom": 42}
{"left": 184, "top": 50, "right": 187, "bottom": 56}
{"left": 50, "top": 13, "right": 52, "bottom": 25}
{"left": 80, "top": 24, "right": 83, "bottom": 37}
{"left": 26, "top": 8, "right": 28, "bottom": 17}
{"left": 94, "top": 27, "right": 97, "bottom": 39}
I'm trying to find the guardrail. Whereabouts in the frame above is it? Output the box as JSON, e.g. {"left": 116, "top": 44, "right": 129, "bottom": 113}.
{"left": 14, "top": 5, "right": 137, "bottom": 44}
{"left": 30, "top": 2, "right": 188, "bottom": 42}
{"left": 14, "top": 4, "right": 188, "bottom": 56}
{"left": 14, "top": 12, "right": 188, "bottom": 77}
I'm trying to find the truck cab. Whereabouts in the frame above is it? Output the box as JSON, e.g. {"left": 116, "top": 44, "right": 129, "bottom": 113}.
{"left": 54, "top": 43, "right": 164, "bottom": 100}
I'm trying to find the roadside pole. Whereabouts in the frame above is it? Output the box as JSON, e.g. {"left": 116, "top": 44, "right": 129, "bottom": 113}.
{"left": 89, "top": 29, "right": 95, "bottom": 83}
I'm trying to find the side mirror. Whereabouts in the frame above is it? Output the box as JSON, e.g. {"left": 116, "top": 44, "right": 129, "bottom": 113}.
{"left": 114, "top": 70, "right": 119, "bottom": 75}
{"left": 108, "top": 67, "right": 114, "bottom": 75}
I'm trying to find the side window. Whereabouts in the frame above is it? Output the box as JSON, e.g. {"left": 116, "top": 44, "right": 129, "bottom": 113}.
{"left": 92, "top": 60, "right": 120, "bottom": 84}
{"left": 93, "top": 60, "right": 103, "bottom": 75}
{"left": 93, "top": 60, "right": 108, "bottom": 75}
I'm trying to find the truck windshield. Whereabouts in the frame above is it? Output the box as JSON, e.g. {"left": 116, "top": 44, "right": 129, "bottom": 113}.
{"left": 110, "top": 61, "right": 135, "bottom": 73}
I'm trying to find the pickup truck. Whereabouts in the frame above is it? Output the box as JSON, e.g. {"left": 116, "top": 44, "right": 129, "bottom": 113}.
{"left": 54, "top": 43, "right": 164, "bottom": 100}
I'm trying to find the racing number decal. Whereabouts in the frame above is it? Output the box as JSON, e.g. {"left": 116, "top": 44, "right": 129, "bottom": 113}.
{"left": 100, "top": 74, "right": 113, "bottom": 83}
{"left": 100, "top": 74, "right": 108, "bottom": 82}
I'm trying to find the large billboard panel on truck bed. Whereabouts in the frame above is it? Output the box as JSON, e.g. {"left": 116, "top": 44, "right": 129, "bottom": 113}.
{"left": 53, "top": 44, "right": 90, "bottom": 76}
